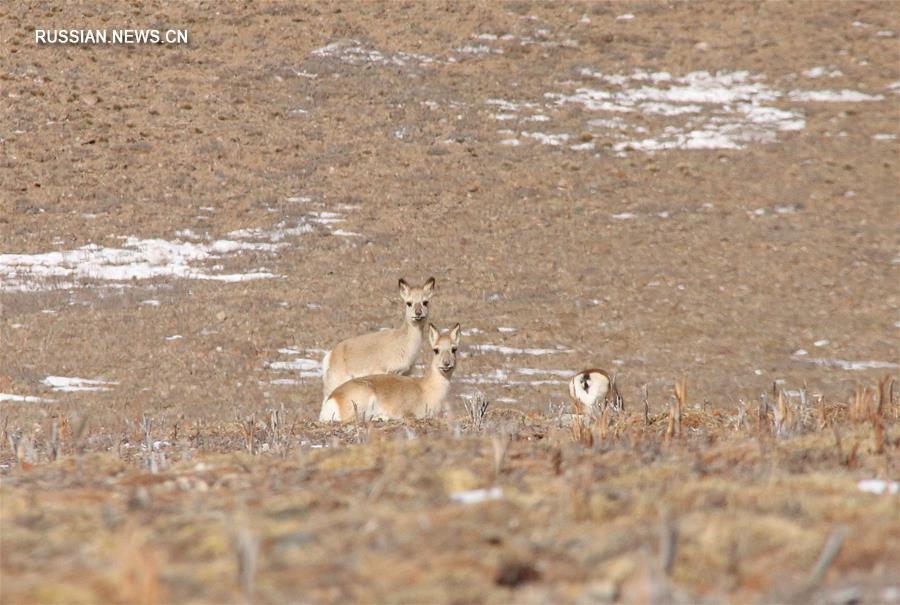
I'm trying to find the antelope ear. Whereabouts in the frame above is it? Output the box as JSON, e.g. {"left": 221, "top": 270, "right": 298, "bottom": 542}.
{"left": 422, "top": 277, "right": 436, "bottom": 297}
{"left": 428, "top": 323, "right": 440, "bottom": 346}
{"left": 450, "top": 323, "right": 461, "bottom": 345}
{"left": 398, "top": 278, "right": 411, "bottom": 299}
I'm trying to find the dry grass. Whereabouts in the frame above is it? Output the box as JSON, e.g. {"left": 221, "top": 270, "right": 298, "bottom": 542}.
{"left": 1, "top": 377, "right": 898, "bottom": 604}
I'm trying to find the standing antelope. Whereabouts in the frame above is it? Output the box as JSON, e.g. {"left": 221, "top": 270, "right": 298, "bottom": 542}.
{"left": 569, "top": 368, "right": 622, "bottom": 415}
{"left": 319, "top": 323, "right": 461, "bottom": 422}
{"left": 321, "top": 277, "right": 435, "bottom": 400}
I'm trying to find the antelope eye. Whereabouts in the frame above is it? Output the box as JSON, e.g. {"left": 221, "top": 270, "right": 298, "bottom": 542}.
{"left": 423, "top": 301, "right": 428, "bottom": 306}
{"left": 451, "top": 347, "right": 458, "bottom": 353}
{"left": 433, "top": 348, "right": 439, "bottom": 354}
{"left": 406, "top": 302, "right": 412, "bottom": 307}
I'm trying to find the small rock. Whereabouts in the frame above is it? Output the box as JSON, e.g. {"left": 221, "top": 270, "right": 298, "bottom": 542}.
{"left": 495, "top": 559, "right": 540, "bottom": 587}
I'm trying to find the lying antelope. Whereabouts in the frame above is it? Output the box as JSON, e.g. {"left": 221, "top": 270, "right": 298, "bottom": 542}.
{"left": 322, "top": 277, "right": 435, "bottom": 400}
{"left": 319, "top": 323, "right": 460, "bottom": 422}
{"left": 569, "top": 368, "right": 622, "bottom": 415}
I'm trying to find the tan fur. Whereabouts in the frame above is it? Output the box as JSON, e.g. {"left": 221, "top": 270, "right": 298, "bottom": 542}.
{"left": 319, "top": 323, "right": 460, "bottom": 423}
{"left": 322, "top": 277, "right": 435, "bottom": 400}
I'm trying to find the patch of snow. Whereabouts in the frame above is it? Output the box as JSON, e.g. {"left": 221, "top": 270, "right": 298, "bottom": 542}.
{"left": 521, "top": 131, "right": 570, "bottom": 145}
{"left": 0, "top": 393, "right": 55, "bottom": 403}
{"left": 455, "top": 44, "right": 501, "bottom": 55}
{"left": 267, "top": 348, "right": 325, "bottom": 378}
{"left": 469, "top": 344, "right": 572, "bottom": 355}
{"left": 486, "top": 98, "right": 538, "bottom": 112}
{"left": 788, "top": 89, "right": 885, "bottom": 102}
{"left": 450, "top": 487, "right": 503, "bottom": 504}
{"left": 331, "top": 229, "right": 362, "bottom": 237}
{"left": 857, "top": 479, "right": 899, "bottom": 495}
{"left": 793, "top": 357, "right": 899, "bottom": 371}
{"left": 312, "top": 40, "right": 439, "bottom": 69}
{"left": 43, "top": 376, "right": 118, "bottom": 392}
{"left": 546, "top": 69, "right": 806, "bottom": 151}
{"left": 0, "top": 237, "right": 280, "bottom": 292}
{"left": 802, "top": 67, "right": 844, "bottom": 78}
{"left": 640, "top": 102, "right": 703, "bottom": 116}
{"left": 516, "top": 368, "right": 572, "bottom": 377}
{"left": 774, "top": 205, "right": 798, "bottom": 214}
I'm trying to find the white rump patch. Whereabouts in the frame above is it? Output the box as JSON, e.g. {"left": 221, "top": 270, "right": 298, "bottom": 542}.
{"left": 318, "top": 398, "right": 341, "bottom": 422}
{"left": 569, "top": 371, "right": 610, "bottom": 413}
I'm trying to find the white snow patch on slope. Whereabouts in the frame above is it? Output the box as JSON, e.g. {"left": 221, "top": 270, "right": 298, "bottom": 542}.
{"left": 2, "top": 195, "right": 360, "bottom": 292}
{"left": 492, "top": 68, "right": 885, "bottom": 153}
{"left": 0, "top": 393, "right": 55, "bottom": 403}
{"left": 42, "top": 376, "right": 118, "bottom": 392}
{"left": 788, "top": 89, "right": 885, "bottom": 102}
{"left": 793, "top": 357, "right": 899, "bottom": 371}
{"left": 469, "top": 344, "right": 572, "bottom": 355}
{"left": 0, "top": 238, "right": 279, "bottom": 292}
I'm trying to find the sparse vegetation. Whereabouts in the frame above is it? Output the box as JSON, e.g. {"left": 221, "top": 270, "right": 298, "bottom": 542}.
{"left": 1, "top": 377, "right": 897, "bottom": 603}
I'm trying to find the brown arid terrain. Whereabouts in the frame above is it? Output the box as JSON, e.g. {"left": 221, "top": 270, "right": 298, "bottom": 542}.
{"left": 1, "top": 1, "right": 899, "bottom": 603}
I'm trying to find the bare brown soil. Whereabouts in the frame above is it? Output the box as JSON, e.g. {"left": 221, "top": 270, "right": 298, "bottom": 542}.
{"left": 1, "top": 1, "right": 899, "bottom": 603}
